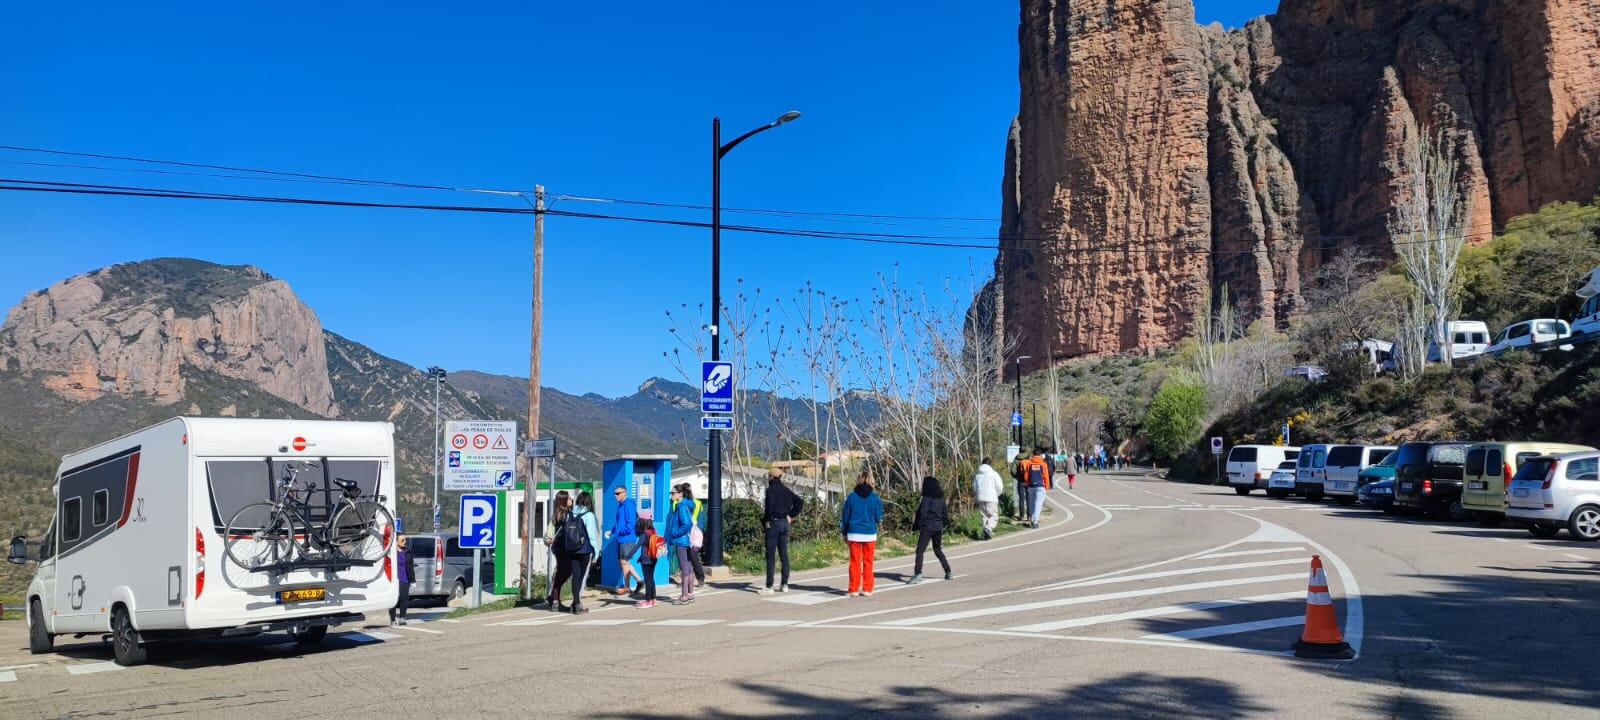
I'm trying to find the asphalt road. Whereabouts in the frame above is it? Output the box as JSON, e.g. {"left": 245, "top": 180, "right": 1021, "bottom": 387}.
{"left": 4, "top": 470, "right": 1598, "bottom": 719}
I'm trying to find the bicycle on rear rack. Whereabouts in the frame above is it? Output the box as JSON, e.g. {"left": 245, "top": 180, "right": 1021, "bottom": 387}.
{"left": 223, "top": 461, "right": 395, "bottom": 580}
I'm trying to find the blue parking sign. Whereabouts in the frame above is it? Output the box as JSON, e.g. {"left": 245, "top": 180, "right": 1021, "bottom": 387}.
{"left": 702, "top": 361, "right": 734, "bottom": 413}
{"left": 459, "top": 494, "right": 496, "bottom": 549}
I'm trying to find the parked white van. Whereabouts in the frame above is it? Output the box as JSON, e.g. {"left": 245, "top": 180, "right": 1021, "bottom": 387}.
{"left": 1427, "top": 321, "right": 1491, "bottom": 362}
{"left": 7, "top": 418, "right": 398, "bottom": 666}
{"left": 1486, "top": 319, "right": 1573, "bottom": 355}
{"left": 1295, "top": 444, "right": 1334, "bottom": 500}
{"left": 1225, "top": 445, "right": 1301, "bottom": 496}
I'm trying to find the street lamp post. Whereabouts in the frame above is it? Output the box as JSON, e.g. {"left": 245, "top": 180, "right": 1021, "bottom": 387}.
{"left": 1013, "top": 355, "right": 1031, "bottom": 449}
{"left": 424, "top": 366, "right": 448, "bottom": 533}
{"left": 1030, "top": 401, "right": 1038, "bottom": 450}
{"left": 708, "top": 111, "right": 801, "bottom": 569}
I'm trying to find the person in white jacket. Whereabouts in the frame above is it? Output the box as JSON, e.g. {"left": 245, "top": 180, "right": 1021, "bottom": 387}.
{"left": 973, "top": 458, "right": 1004, "bottom": 540}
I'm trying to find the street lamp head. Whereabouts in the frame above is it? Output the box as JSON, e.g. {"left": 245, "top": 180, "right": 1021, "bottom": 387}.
{"left": 1016, "top": 355, "right": 1032, "bottom": 364}
{"left": 775, "top": 111, "right": 802, "bottom": 125}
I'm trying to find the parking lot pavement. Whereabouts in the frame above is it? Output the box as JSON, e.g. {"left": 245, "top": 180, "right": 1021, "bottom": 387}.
{"left": 4, "top": 471, "right": 1598, "bottom": 718}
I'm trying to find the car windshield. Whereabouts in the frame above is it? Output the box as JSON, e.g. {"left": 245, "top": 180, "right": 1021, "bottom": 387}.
{"left": 1278, "top": 461, "right": 1296, "bottom": 469}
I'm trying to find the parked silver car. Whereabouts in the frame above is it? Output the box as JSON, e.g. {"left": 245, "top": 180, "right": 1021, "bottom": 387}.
{"left": 406, "top": 533, "right": 493, "bottom": 603}
{"left": 1506, "top": 451, "right": 1600, "bottom": 541}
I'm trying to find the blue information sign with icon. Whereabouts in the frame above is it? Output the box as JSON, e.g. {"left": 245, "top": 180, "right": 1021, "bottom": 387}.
{"left": 459, "top": 494, "right": 497, "bottom": 549}
{"left": 702, "top": 361, "right": 734, "bottom": 413}
{"left": 1011, "top": 412, "right": 1024, "bottom": 427}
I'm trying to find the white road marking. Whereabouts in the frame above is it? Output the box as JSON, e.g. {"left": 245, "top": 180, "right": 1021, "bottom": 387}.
{"left": 643, "top": 619, "right": 723, "bottom": 627}
{"left": 731, "top": 620, "right": 801, "bottom": 627}
{"left": 569, "top": 618, "right": 642, "bottom": 627}
{"left": 1007, "top": 591, "right": 1305, "bottom": 633}
{"left": 879, "top": 573, "right": 1306, "bottom": 627}
{"left": 345, "top": 631, "right": 401, "bottom": 643}
{"left": 500, "top": 617, "right": 568, "bottom": 627}
{"left": 1490, "top": 538, "right": 1510, "bottom": 543}
{"left": 1142, "top": 615, "right": 1305, "bottom": 642}
{"left": 1526, "top": 544, "right": 1552, "bottom": 552}
{"left": 0, "top": 664, "right": 39, "bottom": 671}
{"left": 436, "top": 619, "right": 462, "bottom": 623}
{"left": 391, "top": 625, "right": 444, "bottom": 635}
{"left": 65, "top": 661, "right": 124, "bottom": 676}
{"left": 1564, "top": 553, "right": 1591, "bottom": 561}
{"left": 815, "top": 623, "right": 1293, "bottom": 657}
{"left": 768, "top": 593, "right": 841, "bottom": 606}
{"left": 1231, "top": 514, "right": 1364, "bottom": 659}
{"left": 0, "top": 671, "right": 15, "bottom": 683}
{"left": 1044, "top": 558, "right": 1308, "bottom": 592}
{"left": 1197, "top": 547, "right": 1308, "bottom": 560}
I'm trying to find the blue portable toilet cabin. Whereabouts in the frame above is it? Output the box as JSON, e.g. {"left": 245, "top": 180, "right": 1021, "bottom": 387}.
{"left": 600, "top": 455, "right": 676, "bottom": 591}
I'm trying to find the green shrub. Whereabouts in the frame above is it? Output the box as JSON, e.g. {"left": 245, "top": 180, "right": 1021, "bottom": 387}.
{"left": 722, "top": 498, "right": 764, "bottom": 555}
{"left": 1144, "top": 379, "right": 1209, "bottom": 461}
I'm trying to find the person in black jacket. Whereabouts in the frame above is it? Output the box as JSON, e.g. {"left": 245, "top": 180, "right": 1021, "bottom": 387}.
{"left": 908, "top": 476, "right": 951, "bottom": 584}
{"left": 760, "top": 467, "right": 805, "bottom": 594}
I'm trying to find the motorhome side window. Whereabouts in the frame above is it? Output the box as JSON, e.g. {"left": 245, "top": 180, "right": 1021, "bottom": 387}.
{"left": 62, "top": 497, "right": 82, "bottom": 542}
{"left": 92, "top": 488, "right": 110, "bottom": 526}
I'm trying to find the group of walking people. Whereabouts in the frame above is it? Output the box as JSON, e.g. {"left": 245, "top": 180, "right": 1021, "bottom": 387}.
{"left": 542, "top": 482, "right": 707, "bottom": 613}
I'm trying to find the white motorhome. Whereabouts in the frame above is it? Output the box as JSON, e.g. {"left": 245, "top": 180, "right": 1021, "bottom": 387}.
{"left": 8, "top": 418, "right": 398, "bottom": 665}
{"left": 1426, "top": 321, "right": 1491, "bottom": 362}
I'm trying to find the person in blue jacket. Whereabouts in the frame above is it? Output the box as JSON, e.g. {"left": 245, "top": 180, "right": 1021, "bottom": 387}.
{"left": 840, "top": 473, "right": 884, "bottom": 597}
{"left": 666, "top": 485, "right": 698, "bottom": 605}
{"left": 607, "top": 485, "right": 643, "bottom": 596}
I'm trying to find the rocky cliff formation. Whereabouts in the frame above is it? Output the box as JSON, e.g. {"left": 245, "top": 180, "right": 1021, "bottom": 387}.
{"left": 998, "top": 0, "right": 1600, "bottom": 375}
{"left": 0, "top": 259, "right": 338, "bottom": 414}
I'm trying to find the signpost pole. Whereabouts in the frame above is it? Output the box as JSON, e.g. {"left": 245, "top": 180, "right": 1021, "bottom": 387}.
{"left": 473, "top": 547, "right": 483, "bottom": 608}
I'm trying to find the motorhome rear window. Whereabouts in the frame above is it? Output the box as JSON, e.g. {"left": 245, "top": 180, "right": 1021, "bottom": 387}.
{"left": 1326, "top": 446, "right": 1362, "bottom": 466}
{"left": 206, "top": 460, "right": 272, "bottom": 530}
{"left": 1228, "top": 447, "right": 1257, "bottom": 462}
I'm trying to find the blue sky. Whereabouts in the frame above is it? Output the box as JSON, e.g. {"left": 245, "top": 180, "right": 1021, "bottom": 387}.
{"left": 0, "top": 1, "right": 1278, "bottom": 397}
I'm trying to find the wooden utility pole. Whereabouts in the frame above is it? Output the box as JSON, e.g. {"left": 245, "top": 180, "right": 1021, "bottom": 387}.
{"left": 520, "top": 185, "right": 545, "bottom": 601}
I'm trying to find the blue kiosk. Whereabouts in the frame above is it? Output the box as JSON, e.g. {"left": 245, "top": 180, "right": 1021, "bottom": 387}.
{"left": 600, "top": 455, "right": 676, "bottom": 591}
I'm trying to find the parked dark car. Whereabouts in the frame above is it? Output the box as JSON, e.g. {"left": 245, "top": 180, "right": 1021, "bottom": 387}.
{"left": 1392, "top": 441, "right": 1473, "bottom": 520}
{"left": 1357, "top": 479, "right": 1398, "bottom": 513}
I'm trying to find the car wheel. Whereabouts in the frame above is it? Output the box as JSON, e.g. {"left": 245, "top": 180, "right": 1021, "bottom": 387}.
{"left": 1334, "top": 496, "right": 1356, "bottom": 506}
{"left": 1234, "top": 487, "right": 1250, "bottom": 496}
{"left": 1446, "top": 498, "right": 1472, "bottom": 522}
{"left": 1528, "top": 522, "right": 1562, "bottom": 538}
{"left": 1568, "top": 505, "right": 1600, "bottom": 542}
{"left": 28, "top": 598, "right": 52, "bottom": 654}
{"left": 450, "top": 580, "right": 467, "bottom": 601}
{"left": 290, "top": 625, "right": 328, "bottom": 646}
{"left": 111, "top": 606, "right": 148, "bottom": 667}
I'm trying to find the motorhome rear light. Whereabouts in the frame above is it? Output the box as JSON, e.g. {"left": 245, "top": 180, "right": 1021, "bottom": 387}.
{"left": 194, "top": 528, "right": 206, "bottom": 600}
{"left": 1423, "top": 480, "right": 1433, "bottom": 494}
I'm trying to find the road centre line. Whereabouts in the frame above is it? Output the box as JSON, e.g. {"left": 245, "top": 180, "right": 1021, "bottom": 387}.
{"left": 1198, "top": 547, "right": 1308, "bottom": 560}
{"left": 796, "top": 491, "right": 1117, "bottom": 628}
{"left": 643, "top": 619, "right": 723, "bottom": 626}
{"left": 1033, "top": 558, "right": 1309, "bottom": 594}
{"left": 1142, "top": 615, "right": 1305, "bottom": 642}
{"left": 878, "top": 573, "right": 1307, "bottom": 627}
{"left": 1007, "top": 591, "right": 1305, "bottom": 633}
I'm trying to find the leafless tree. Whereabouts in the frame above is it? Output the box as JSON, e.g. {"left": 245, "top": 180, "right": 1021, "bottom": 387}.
{"left": 1393, "top": 125, "right": 1472, "bottom": 367}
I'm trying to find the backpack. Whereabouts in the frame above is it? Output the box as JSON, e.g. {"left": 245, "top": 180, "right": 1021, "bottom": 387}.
{"left": 645, "top": 533, "right": 667, "bottom": 561}
{"left": 1027, "top": 460, "right": 1047, "bottom": 488}
{"left": 560, "top": 512, "right": 593, "bottom": 555}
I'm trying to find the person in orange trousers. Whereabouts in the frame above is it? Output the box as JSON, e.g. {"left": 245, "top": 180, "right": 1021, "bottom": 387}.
{"left": 840, "top": 472, "right": 884, "bottom": 597}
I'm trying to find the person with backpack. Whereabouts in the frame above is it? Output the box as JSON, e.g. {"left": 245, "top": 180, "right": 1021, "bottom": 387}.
{"left": 563, "top": 491, "right": 601, "bottom": 614}
{"left": 972, "top": 458, "right": 1003, "bottom": 540}
{"left": 908, "top": 476, "right": 951, "bottom": 584}
{"left": 542, "top": 491, "right": 574, "bottom": 612}
{"left": 840, "top": 472, "right": 884, "bottom": 597}
{"left": 760, "top": 467, "right": 804, "bottom": 594}
{"left": 636, "top": 520, "right": 665, "bottom": 609}
{"left": 606, "top": 485, "right": 643, "bottom": 597}
{"left": 666, "top": 485, "right": 698, "bottom": 604}
{"left": 1019, "top": 447, "right": 1053, "bottom": 528}
{"left": 679, "top": 483, "right": 707, "bottom": 590}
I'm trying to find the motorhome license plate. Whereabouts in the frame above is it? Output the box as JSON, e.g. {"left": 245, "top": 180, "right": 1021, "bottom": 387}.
{"left": 277, "top": 588, "right": 326, "bottom": 604}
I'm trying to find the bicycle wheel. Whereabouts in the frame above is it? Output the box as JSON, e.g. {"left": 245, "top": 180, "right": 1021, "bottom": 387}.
{"left": 224, "top": 502, "right": 298, "bottom": 573}
{"left": 329, "top": 499, "right": 395, "bottom": 566}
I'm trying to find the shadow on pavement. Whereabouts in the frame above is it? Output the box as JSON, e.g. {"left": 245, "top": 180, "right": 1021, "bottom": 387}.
{"left": 597, "top": 673, "right": 1270, "bottom": 719}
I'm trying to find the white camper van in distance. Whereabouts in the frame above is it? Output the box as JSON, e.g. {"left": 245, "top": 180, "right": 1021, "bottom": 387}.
{"left": 8, "top": 418, "right": 398, "bottom": 666}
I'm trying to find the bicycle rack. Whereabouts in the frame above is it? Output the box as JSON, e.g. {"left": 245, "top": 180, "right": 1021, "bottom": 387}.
{"left": 248, "top": 556, "right": 380, "bottom": 575}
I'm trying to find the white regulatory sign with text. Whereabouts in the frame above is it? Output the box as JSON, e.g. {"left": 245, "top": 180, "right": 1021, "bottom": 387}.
{"left": 444, "top": 420, "right": 517, "bottom": 491}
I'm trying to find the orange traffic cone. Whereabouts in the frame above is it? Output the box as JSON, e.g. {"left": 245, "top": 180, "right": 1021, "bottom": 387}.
{"left": 1292, "top": 555, "right": 1354, "bottom": 659}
